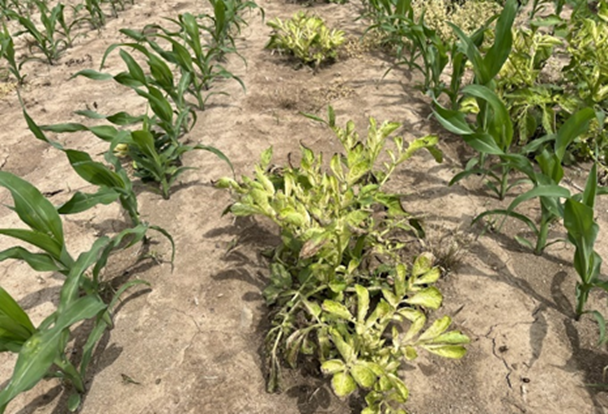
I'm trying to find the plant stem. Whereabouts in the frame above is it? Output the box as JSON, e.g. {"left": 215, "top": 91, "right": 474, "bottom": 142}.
{"left": 54, "top": 358, "right": 85, "bottom": 393}
{"left": 575, "top": 282, "right": 591, "bottom": 320}
{"left": 535, "top": 218, "right": 549, "bottom": 256}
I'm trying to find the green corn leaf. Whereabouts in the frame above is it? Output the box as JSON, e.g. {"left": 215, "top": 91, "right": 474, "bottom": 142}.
{"left": 462, "top": 133, "right": 505, "bottom": 155}
{"left": 119, "top": 49, "right": 147, "bottom": 84}
{"left": 65, "top": 150, "right": 125, "bottom": 189}
{"left": 586, "top": 310, "right": 607, "bottom": 346}
{"left": 564, "top": 198, "right": 598, "bottom": 281}
{"left": 0, "top": 247, "right": 60, "bottom": 272}
{"left": 92, "top": 224, "right": 159, "bottom": 280}
{"left": 0, "top": 229, "right": 62, "bottom": 261}
{"left": 0, "top": 295, "right": 105, "bottom": 412}
{"left": 472, "top": 209, "right": 538, "bottom": 234}
{"left": 0, "top": 287, "right": 35, "bottom": 341}
{"left": 192, "top": 144, "right": 235, "bottom": 175}
{"left": 59, "top": 238, "right": 112, "bottom": 311}
{"left": 463, "top": 85, "right": 513, "bottom": 150}
{"left": 506, "top": 185, "right": 571, "bottom": 215}
{"left": 72, "top": 69, "right": 114, "bottom": 81}
{"left": 448, "top": 23, "right": 489, "bottom": 84}
{"left": 432, "top": 103, "right": 474, "bottom": 135}
{"left": 131, "top": 130, "right": 162, "bottom": 164}
{"left": 57, "top": 188, "right": 121, "bottom": 215}
{"left": 483, "top": 0, "right": 517, "bottom": 81}
{"left": 582, "top": 164, "right": 598, "bottom": 209}
{"left": 554, "top": 108, "right": 595, "bottom": 162}
{"left": 0, "top": 172, "right": 64, "bottom": 245}
{"left": 67, "top": 393, "right": 81, "bottom": 412}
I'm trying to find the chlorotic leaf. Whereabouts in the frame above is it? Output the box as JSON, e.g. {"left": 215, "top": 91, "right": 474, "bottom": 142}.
{"left": 331, "top": 372, "right": 357, "bottom": 397}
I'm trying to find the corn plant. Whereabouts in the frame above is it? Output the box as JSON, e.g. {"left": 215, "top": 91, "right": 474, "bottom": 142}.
{"left": 23, "top": 108, "right": 143, "bottom": 227}
{"left": 80, "top": 0, "right": 105, "bottom": 29}
{"left": 471, "top": 108, "right": 600, "bottom": 255}
{"left": 448, "top": 0, "right": 517, "bottom": 89}
{"left": 0, "top": 23, "right": 25, "bottom": 84}
{"left": 99, "top": 14, "right": 245, "bottom": 110}
{"left": 563, "top": 163, "right": 606, "bottom": 318}
{"left": 0, "top": 172, "right": 154, "bottom": 413}
{"left": 69, "top": 46, "right": 233, "bottom": 198}
{"left": 0, "top": 0, "right": 38, "bottom": 19}
{"left": 362, "top": 0, "right": 451, "bottom": 97}
{"left": 266, "top": 12, "right": 345, "bottom": 67}
{"left": 434, "top": 84, "right": 530, "bottom": 200}
{"left": 217, "top": 108, "right": 467, "bottom": 413}
{"left": 7, "top": 1, "right": 82, "bottom": 65}
{"left": 201, "top": 0, "right": 263, "bottom": 60}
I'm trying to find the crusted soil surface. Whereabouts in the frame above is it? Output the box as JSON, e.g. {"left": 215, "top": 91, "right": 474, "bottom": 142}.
{"left": 1, "top": 1, "right": 608, "bottom": 413}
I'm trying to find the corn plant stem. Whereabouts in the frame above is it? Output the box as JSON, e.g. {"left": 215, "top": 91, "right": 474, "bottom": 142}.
{"left": 119, "top": 198, "right": 140, "bottom": 227}
{"left": 498, "top": 164, "right": 510, "bottom": 201}
{"left": 535, "top": 216, "right": 550, "bottom": 256}
{"left": 54, "top": 358, "right": 85, "bottom": 393}
{"left": 161, "top": 178, "right": 170, "bottom": 200}
{"left": 575, "top": 283, "right": 591, "bottom": 320}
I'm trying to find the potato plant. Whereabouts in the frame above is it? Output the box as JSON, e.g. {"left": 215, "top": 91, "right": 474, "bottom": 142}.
{"left": 266, "top": 12, "right": 345, "bottom": 67}
{"left": 217, "top": 108, "right": 468, "bottom": 413}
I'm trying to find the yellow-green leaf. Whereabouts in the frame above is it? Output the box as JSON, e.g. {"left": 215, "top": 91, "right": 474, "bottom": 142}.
{"left": 351, "top": 363, "right": 377, "bottom": 388}
{"left": 418, "top": 316, "right": 452, "bottom": 342}
{"left": 356, "top": 285, "right": 370, "bottom": 323}
{"left": 321, "top": 359, "right": 346, "bottom": 374}
{"left": 322, "top": 300, "right": 353, "bottom": 321}
{"left": 405, "top": 287, "right": 443, "bottom": 310}
{"left": 332, "top": 372, "right": 357, "bottom": 397}
{"left": 422, "top": 344, "right": 468, "bottom": 359}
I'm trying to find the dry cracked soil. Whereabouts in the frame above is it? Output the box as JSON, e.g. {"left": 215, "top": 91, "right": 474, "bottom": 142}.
{"left": 1, "top": 0, "right": 608, "bottom": 413}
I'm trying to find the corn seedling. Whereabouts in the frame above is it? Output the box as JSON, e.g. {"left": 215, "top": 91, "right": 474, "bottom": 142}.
{"left": 435, "top": 84, "right": 530, "bottom": 200}
{"left": 563, "top": 164, "right": 606, "bottom": 319}
{"left": 7, "top": 1, "right": 82, "bottom": 65}
{"left": 81, "top": 0, "right": 106, "bottom": 29}
{"left": 362, "top": 0, "right": 453, "bottom": 98}
{"left": 23, "top": 108, "right": 144, "bottom": 228}
{"left": 99, "top": 14, "right": 246, "bottom": 110}
{"left": 472, "top": 108, "right": 601, "bottom": 255}
{"left": 71, "top": 46, "right": 233, "bottom": 198}
{"left": 447, "top": 0, "right": 517, "bottom": 88}
{"left": 266, "top": 12, "right": 345, "bottom": 67}
{"left": 0, "top": 23, "right": 25, "bottom": 84}
{"left": 218, "top": 108, "right": 467, "bottom": 413}
{"left": 0, "top": 171, "right": 157, "bottom": 413}
{"left": 202, "top": 0, "right": 263, "bottom": 60}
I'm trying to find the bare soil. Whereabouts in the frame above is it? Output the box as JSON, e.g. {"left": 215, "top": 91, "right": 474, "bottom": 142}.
{"left": 1, "top": 1, "right": 608, "bottom": 413}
